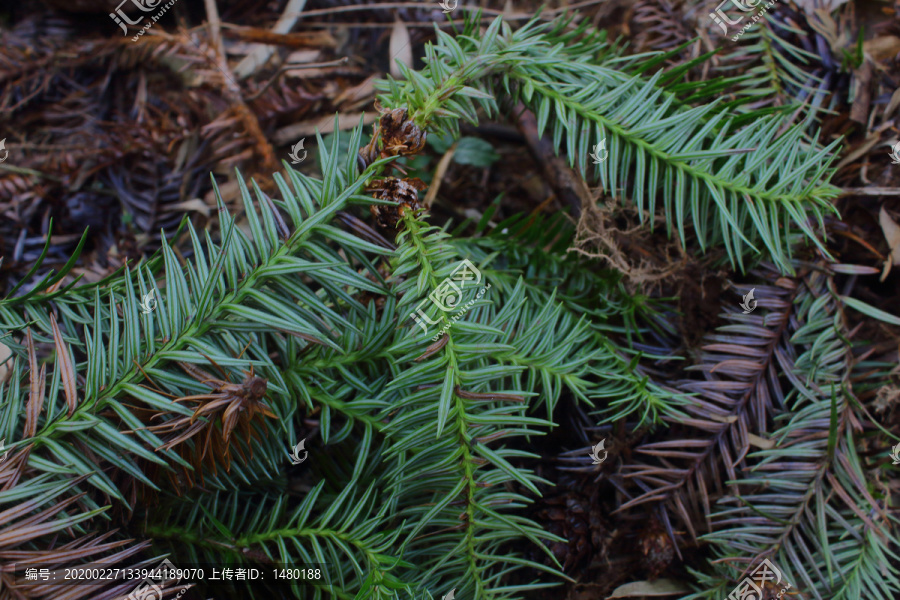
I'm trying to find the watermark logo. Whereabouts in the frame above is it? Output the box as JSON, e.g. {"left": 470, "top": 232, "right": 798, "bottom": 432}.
{"left": 0, "top": 439, "right": 8, "bottom": 463}
{"left": 709, "top": 0, "right": 759, "bottom": 33}
{"left": 438, "top": 0, "right": 458, "bottom": 13}
{"left": 125, "top": 558, "right": 185, "bottom": 600}
{"left": 740, "top": 288, "right": 757, "bottom": 314}
{"left": 289, "top": 139, "right": 307, "bottom": 164}
{"left": 726, "top": 558, "right": 791, "bottom": 600}
{"left": 590, "top": 139, "right": 608, "bottom": 164}
{"left": 289, "top": 439, "right": 308, "bottom": 465}
{"left": 442, "top": 589, "right": 456, "bottom": 600}
{"left": 110, "top": 0, "right": 163, "bottom": 33}
{"left": 409, "top": 259, "right": 491, "bottom": 340}
{"left": 889, "top": 142, "right": 900, "bottom": 165}
{"left": 891, "top": 442, "right": 900, "bottom": 465}
{"left": 589, "top": 439, "right": 608, "bottom": 465}
{"left": 109, "top": 0, "right": 162, "bottom": 35}
{"left": 0, "top": 139, "right": 8, "bottom": 163}
{"left": 711, "top": 0, "right": 780, "bottom": 41}
{"left": 139, "top": 290, "right": 157, "bottom": 314}
{"left": 110, "top": 0, "right": 180, "bottom": 41}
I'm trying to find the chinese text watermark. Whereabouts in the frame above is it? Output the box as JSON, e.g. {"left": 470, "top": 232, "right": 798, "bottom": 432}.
{"left": 109, "top": 0, "right": 181, "bottom": 42}
{"left": 409, "top": 259, "right": 491, "bottom": 341}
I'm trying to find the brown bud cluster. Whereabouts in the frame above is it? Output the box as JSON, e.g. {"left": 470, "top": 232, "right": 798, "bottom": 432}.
{"left": 358, "top": 106, "right": 430, "bottom": 229}
{"left": 359, "top": 107, "right": 428, "bottom": 169}
{"left": 638, "top": 518, "right": 675, "bottom": 579}
{"left": 378, "top": 107, "right": 427, "bottom": 158}
{"left": 367, "top": 176, "right": 427, "bottom": 228}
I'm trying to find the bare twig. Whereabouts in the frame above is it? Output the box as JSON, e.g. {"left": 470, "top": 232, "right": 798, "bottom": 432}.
{"left": 513, "top": 103, "right": 589, "bottom": 217}
{"left": 423, "top": 142, "right": 458, "bottom": 209}
{"left": 220, "top": 26, "right": 336, "bottom": 48}
{"left": 274, "top": 112, "right": 379, "bottom": 146}
{"left": 203, "top": 0, "right": 222, "bottom": 52}
{"left": 245, "top": 57, "right": 349, "bottom": 101}
{"left": 198, "top": 2, "right": 279, "bottom": 178}
{"left": 233, "top": 0, "right": 309, "bottom": 79}
{"left": 278, "top": 1, "right": 606, "bottom": 20}
{"left": 840, "top": 187, "right": 900, "bottom": 196}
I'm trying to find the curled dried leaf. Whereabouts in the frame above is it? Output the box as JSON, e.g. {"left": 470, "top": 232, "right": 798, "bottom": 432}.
{"left": 147, "top": 363, "right": 276, "bottom": 482}
{"left": 415, "top": 334, "right": 449, "bottom": 362}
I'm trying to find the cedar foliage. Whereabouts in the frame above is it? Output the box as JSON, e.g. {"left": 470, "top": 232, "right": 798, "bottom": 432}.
{"left": 0, "top": 11, "right": 898, "bottom": 600}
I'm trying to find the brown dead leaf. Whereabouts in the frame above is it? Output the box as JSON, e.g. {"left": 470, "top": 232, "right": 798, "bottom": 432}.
{"left": 423, "top": 141, "right": 458, "bottom": 209}
{"left": 879, "top": 207, "right": 900, "bottom": 279}
{"left": 204, "top": 179, "right": 241, "bottom": 208}
{"left": 775, "top": 277, "right": 797, "bottom": 289}
{"left": 887, "top": 87, "right": 900, "bottom": 120}
{"left": 224, "top": 27, "right": 336, "bottom": 49}
{"left": 0, "top": 339, "right": 11, "bottom": 384}
{"left": 162, "top": 199, "right": 212, "bottom": 218}
{"left": 233, "top": 0, "right": 310, "bottom": 79}
{"left": 793, "top": 0, "right": 851, "bottom": 14}
{"left": 748, "top": 433, "right": 776, "bottom": 449}
{"left": 849, "top": 61, "right": 873, "bottom": 125}
{"left": 24, "top": 329, "right": 46, "bottom": 438}
{"left": 863, "top": 35, "right": 900, "bottom": 63}
{"left": 879, "top": 207, "right": 900, "bottom": 266}
{"left": 49, "top": 314, "right": 78, "bottom": 417}
{"left": 389, "top": 20, "right": 412, "bottom": 80}
{"left": 874, "top": 384, "right": 900, "bottom": 413}
{"left": 835, "top": 133, "right": 881, "bottom": 171}
{"left": 282, "top": 50, "right": 322, "bottom": 74}
{"left": 43, "top": 278, "right": 67, "bottom": 295}
{"left": 334, "top": 75, "right": 378, "bottom": 111}
{"left": 281, "top": 64, "right": 364, "bottom": 80}
{"left": 708, "top": 414, "right": 739, "bottom": 424}
{"left": 273, "top": 112, "right": 379, "bottom": 145}
{"left": 607, "top": 579, "right": 690, "bottom": 598}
